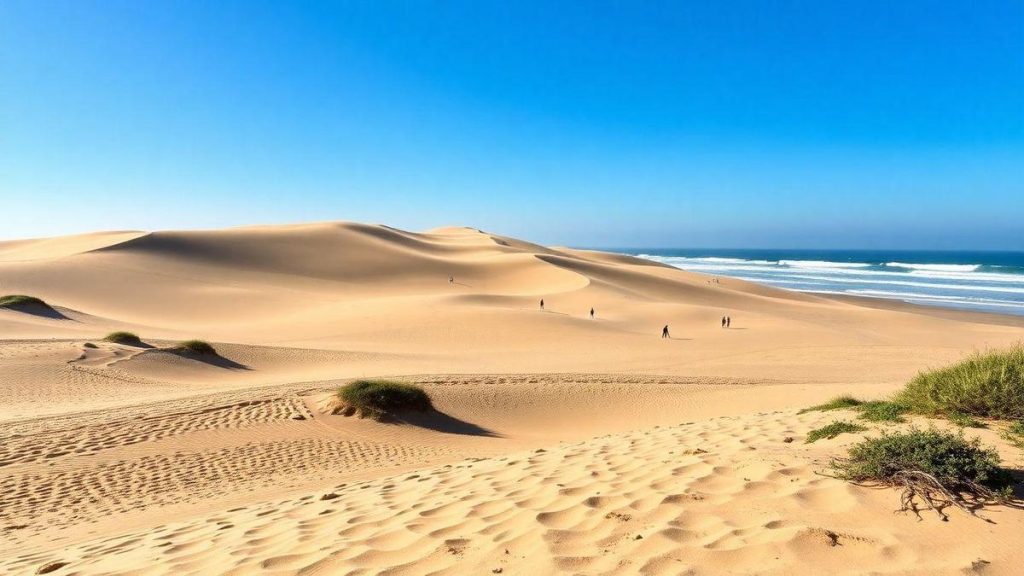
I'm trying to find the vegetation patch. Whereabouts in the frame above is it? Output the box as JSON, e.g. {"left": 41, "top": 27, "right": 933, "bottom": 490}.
{"left": 948, "top": 412, "right": 986, "bottom": 429}
{"left": 898, "top": 346, "right": 1024, "bottom": 420}
{"left": 169, "top": 340, "right": 217, "bottom": 355}
{"left": 831, "top": 428, "right": 1014, "bottom": 520}
{"left": 0, "top": 295, "right": 49, "bottom": 309}
{"left": 857, "top": 401, "right": 909, "bottom": 423}
{"left": 1003, "top": 421, "right": 1024, "bottom": 450}
{"left": 336, "top": 380, "right": 433, "bottom": 421}
{"left": 103, "top": 331, "right": 144, "bottom": 346}
{"left": 806, "top": 421, "right": 867, "bottom": 443}
{"left": 798, "top": 395, "right": 863, "bottom": 414}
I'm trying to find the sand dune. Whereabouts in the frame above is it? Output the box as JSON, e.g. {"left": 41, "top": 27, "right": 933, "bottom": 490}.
{"left": 1, "top": 222, "right": 1021, "bottom": 574}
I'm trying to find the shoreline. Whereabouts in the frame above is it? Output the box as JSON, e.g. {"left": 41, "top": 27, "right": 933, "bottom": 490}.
{"left": 813, "top": 291, "right": 1024, "bottom": 328}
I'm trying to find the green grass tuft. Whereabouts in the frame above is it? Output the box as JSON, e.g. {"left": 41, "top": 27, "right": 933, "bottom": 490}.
{"left": 0, "top": 295, "right": 48, "bottom": 308}
{"left": 103, "top": 331, "right": 144, "bottom": 346}
{"left": 897, "top": 346, "right": 1024, "bottom": 420}
{"left": 948, "top": 412, "right": 986, "bottom": 429}
{"left": 337, "top": 380, "right": 432, "bottom": 421}
{"left": 806, "top": 421, "right": 867, "bottom": 443}
{"left": 1003, "top": 421, "right": 1024, "bottom": 449}
{"left": 857, "top": 401, "right": 909, "bottom": 423}
{"left": 172, "top": 340, "right": 217, "bottom": 355}
{"left": 798, "top": 395, "right": 864, "bottom": 414}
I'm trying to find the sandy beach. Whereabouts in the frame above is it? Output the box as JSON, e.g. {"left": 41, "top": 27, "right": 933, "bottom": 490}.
{"left": 1, "top": 222, "right": 1022, "bottom": 575}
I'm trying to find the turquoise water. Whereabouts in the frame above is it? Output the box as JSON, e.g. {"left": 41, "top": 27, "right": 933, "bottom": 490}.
{"left": 609, "top": 249, "right": 1024, "bottom": 316}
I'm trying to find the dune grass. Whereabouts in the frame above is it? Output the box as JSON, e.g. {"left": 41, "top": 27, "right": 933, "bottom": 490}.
{"left": 831, "top": 428, "right": 1014, "bottom": 519}
{"left": 0, "top": 294, "right": 48, "bottom": 309}
{"left": 1003, "top": 421, "right": 1024, "bottom": 450}
{"left": 337, "top": 379, "right": 432, "bottom": 421}
{"left": 798, "top": 395, "right": 863, "bottom": 414}
{"left": 897, "top": 346, "right": 1024, "bottom": 420}
{"left": 103, "top": 331, "right": 144, "bottom": 346}
{"left": 171, "top": 340, "right": 217, "bottom": 355}
{"left": 806, "top": 421, "right": 867, "bottom": 443}
{"left": 857, "top": 401, "right": 909, "bottom": 423}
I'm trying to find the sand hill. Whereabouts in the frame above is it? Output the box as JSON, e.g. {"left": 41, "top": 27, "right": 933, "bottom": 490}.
{"left": 0, "top": 222, "right": 1021, "bottom": 575}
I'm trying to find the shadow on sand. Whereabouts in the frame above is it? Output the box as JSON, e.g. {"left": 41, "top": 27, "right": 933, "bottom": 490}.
{"left": 4, "top": 303, "right": 70, "bottom": 320}
{"left": 163, "top": 349, "right": 251, "bottom": 370}
{"left": 393, "top": 409, "right": 500, "bottom": 438}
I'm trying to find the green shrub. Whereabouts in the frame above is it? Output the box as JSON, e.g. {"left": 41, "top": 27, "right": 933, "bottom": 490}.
{"left": 858, "top": 401, "right": 909, "bottom": 423}
{"left": 948, "top": 412, "right": 985, "bottom": 429}
{"left": 0, "top": 295, "right": 48, "bottom": 308}
{"left": 898, "top": 346, "right": 1024, "bottom": 420}
{"left": 798, "top": 395, "right": 863, "bottom": 414}
{"left": 1003, "top": 421, "right": 1024, "bottom": 449}
{"left": 831, "top": 428, "right": 1014, "bottom": 519}
{"left": 806, "top": 421, "right": 867, "bottom": 443}
{"left": 172, "top": 340, "right": 217, "bottom": 355}
{"left": 103, "top": 331, "right": 144, "bottom": 346}
{"left": 337, "top": 380, "right": 432, "bottom": 420}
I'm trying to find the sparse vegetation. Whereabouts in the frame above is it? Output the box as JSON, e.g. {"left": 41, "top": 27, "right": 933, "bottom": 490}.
{"left": 336, "top": 379, "right": 432, "bottom": 420}
{"left": 948, "top": 412, "right": 986, "bottom": 429}
{"left": 898, "top": 346, "right": 1024, "bottom": 420}
{"left": 0, "top": 295, "right": 48, "bottom": 309}
{"left": 831, "top": 428, "right": 1014, "bottom": 519}
{"left": 171, "top": 340, "right": 217, "bottom": 355}
{"left": 103, "top": 331, "right": 144, "bottom": 346}
{"left": 806, "top": 421, "right": 867, "bottom": 443}
{"left": 1003, "top": 421, "right": 1024, "bottom": 449}
{"left": 857, "top": 401, "right": 909, "bottom": 423}
{"left": 798, "top": 395, "right": 863, "bottom": 414}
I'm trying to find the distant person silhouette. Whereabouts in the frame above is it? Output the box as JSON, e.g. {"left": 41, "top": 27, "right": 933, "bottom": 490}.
{"left": 448, "top": 275, "right": 454, "bottom": 285}
{"left": 721, "top": 316, "right": 726, "bottom": 328}
{"left": 726, "top": 316, "right": 731, "bottom": 328}
{"left": 590, "top": 307, "right": 595, "bottom": 319}
{"left": 662, "top": 325, "right": 670, "bottom": 339}
{"left": 540, "top": 299, "right": 545, "bottom": 311}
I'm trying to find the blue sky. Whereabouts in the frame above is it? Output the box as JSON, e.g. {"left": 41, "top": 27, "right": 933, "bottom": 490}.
{"left": 2, "top": 1, "right": 1022, "bottom": 248}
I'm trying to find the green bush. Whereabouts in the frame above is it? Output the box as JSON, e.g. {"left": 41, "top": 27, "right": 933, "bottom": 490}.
{"left": 1004, "top": 421, "right": 1024, "bottom": 449}
{"left": 337, "top": 380, "right": 432, "bottom": 420}
{"left": 858, "top": 401, "right": 909, "bottom": 423}
{"left": 806, "top": 421, "right": 867, "bottom": 443}
{"left": 172, "top": 340, "right": 217, "bottom": 355}
{"left": 103, "top": 331, "right": 144, "bottom": 346}
{"left": 798, "top": 395, "right": 863, "bottom": 414}
{"left": 831, "top": 428, "right": 1013, "bottom": 518}
{"left": 948, "top": 412, "right": 985, "bottom": 429}
{"left": 0, "top": 295, "right": 48, "bottom": 308}
{"left": 898, "top": 346, "right": 1024, "bottom": 420}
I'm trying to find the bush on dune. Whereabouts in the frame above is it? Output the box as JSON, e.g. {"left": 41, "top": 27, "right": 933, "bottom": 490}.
{"left": 831, "top": 428, "right": 1014, "bottom": 520}
{"left": 798, "top": 395, "right": 863, "bottom": 414}
{"left": 897, "top": 346, "right": 1024, "bottom": 420}
{"left": 103, "top": 331, "right": 144, "bottom": 346}
{"left": 170, "top": 340, "right": 217, "bottom": 355}
{"left": 336, "top": 380, "right": 432, "bottom": 421}
{"left": 0, "top": 295, "right": 49, "bottom": 309}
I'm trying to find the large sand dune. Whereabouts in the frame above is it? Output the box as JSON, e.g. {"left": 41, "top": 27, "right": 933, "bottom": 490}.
{"left": 1, "top": 222, "right": 1021, "bottom": 575}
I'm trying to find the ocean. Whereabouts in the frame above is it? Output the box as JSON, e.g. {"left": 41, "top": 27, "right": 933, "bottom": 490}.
{"left": 612, "top": 249, "right": 1024, "bottom": 316}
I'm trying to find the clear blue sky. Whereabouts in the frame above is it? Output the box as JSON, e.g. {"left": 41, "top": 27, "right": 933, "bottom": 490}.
{"left": 2, "top": 1, "right": 1022, "bottom": 248}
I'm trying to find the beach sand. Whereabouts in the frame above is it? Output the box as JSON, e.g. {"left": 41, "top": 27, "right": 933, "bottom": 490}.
{"left": 1, "top": 222, "right": 1021, "bottom": 575}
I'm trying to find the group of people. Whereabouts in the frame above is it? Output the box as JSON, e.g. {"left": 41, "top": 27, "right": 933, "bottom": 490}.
{"left": 721, "top": 315, "right": 731, "bottom": 328}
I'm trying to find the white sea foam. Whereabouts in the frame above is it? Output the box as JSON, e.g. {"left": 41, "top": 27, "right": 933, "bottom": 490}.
{"left": 885, "top": 262, "right": 981, "bottom": 272}
{"left": 779, "top": 260, "right": 871, "bottom": 269}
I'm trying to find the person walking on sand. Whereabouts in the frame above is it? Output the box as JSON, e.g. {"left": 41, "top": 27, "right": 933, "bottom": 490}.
{"left": 662, "top": 325, "right": 670, "bottom": 339}
{"left": 721, "top": 316, "right": 726, "bottom": 328}
{"left": 448, "top": 275, "right": 453, "bottom": 285}
{"left": 726, "top": 316, "right": 731, "bottom": 328}
{"left": 540, "top": 299, "right": 545, "bottom": 311}
{"left": 590, "top": 307, "right": 595, "bottom": 319}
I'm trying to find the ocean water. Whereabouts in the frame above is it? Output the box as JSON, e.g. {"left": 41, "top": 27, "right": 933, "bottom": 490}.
{"left": 614, "top": 249, "right": 1024, "bottom": 316}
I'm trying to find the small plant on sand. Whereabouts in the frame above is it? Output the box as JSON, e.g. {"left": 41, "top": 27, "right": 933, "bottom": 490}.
{"left": 897, "top": 346, "right": 1024, "bottom": 420}
{"left": 798, "top": 395, "right": 863, "bottom": 414}
{"left": 171, "top": 340, "right": 217, "bottom": 355}
{"left": 103, "top": 331, "right": 144, "bottom": 346}
{"left": 1003, "top": 421, "right": 1024, "bottom": 450}
{"left": 806, "top": 421, "right": 867, "bottom": 443}
{"left": 0, "top": 295, "right": 49, "bottom": 309}
{"left": 857, "top": 401, "right": 909, "bottom": 423}
{"left": 336, "top": 380, "right": 432, "bottom": 421}
{"left": 948, "top": 412, "right": 986, "bottom": 429}
{"left": 830, "top": 428, "right": 1014, "bottom": 520}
